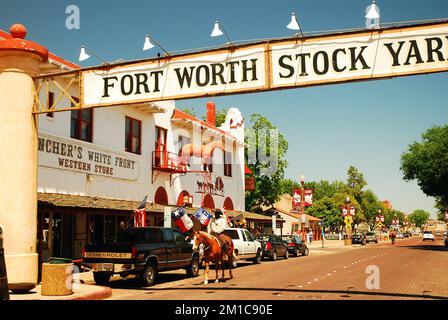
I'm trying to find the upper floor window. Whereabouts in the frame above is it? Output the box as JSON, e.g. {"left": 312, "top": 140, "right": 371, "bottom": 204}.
{"left": 125, "top": 116, "right": 141, "bottom": 154}
{"left": 177, "top": 135, "right": 190, "bottom": 156}
{"left": 154, "top": 126, "right": 168, "bottom": 166}
{"left": 46, "top": 91, "right": 54, "bottom": 118}
{"left": 70, "top": 98, "right": 93, "bottom": 142}
{"left": 224, "top": 151, "right": 232, "bottom": 177}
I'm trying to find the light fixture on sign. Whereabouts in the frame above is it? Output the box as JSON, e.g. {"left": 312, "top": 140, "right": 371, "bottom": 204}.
{"left": 143, "top": 35, "right": 155, "bottom": 51}
{"left": 78, "top": 45, "right": 109, "bottom": 65}
{"left": 365, "top": 1, "right": 381, "bottom": 29}
{"left": 142, "top": 35, "right": 171, "bottom": 56}
{"left": 365, "top": 1, "right": 380, "bottom": 19}
{"left": 210, "top": 20, "right": 233, "bottom": 46}
{"left": 78, "top": 45, "right": 90, "bottom": 61}
{"left": 287, "top": 12, "right": 304, "bottom": 37}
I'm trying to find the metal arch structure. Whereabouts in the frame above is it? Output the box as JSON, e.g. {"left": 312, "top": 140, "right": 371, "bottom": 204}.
{"left": 31, "top": 19, "right": 448, "bottom": 115}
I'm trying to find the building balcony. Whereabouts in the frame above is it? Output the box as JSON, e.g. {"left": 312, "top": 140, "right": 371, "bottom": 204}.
{"left": 152, "top": 151, "right": 188, "bottom": 174}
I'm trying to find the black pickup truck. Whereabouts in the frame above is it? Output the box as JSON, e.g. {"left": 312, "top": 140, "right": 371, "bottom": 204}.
{"left": 82, "top": 227, "right": 200, "bottom": 286}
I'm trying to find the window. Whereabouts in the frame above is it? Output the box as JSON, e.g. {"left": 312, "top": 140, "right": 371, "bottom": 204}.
{"left": 70, "top": 97, "right": 93, "bottom": 142}
{"left": 173, "top": 230, "right": 186, "bottom": 244}
{"left": 155, "top": 126, "right": 167, "bottom": 166}
{"left": 46, "top": 92, "right": 54, "bottom": 118}
{"left": 244, "top": 230, "right": 254, "bottom": 242}
{"left": 177, "top": 135, "right": 190, "bottom": 156}
{"left": 224, "top": 151, "right": 232, "bottom": 177}
{"left": 125, "top": 116, "right": 141, "bottom": 154}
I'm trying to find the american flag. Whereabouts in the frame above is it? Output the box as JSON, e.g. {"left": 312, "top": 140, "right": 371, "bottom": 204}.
{"left": 134, "top": 195, "right": 148, "bottom": 227}
{"left": 137, "top": 195, "right": 148, "bottom": 209}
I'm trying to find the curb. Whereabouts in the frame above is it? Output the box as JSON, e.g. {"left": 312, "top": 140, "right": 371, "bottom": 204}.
{"left": 70, "top": 286, "right": 112, "bottom": 300}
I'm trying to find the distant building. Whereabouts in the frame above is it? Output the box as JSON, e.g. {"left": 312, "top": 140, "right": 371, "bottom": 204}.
{"left": 383, "top": 200, "right": 392, "bottom": 210}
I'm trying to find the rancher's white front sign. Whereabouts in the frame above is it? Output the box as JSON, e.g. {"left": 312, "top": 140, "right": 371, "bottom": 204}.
{"left": 38, "top": 132, "right": 140, "bottom": 180}
{"left": 82, "top": 21, "right": 448, "bottom": 108}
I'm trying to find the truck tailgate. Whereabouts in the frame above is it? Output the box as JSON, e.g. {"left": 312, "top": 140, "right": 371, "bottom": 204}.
{"left": 83, "top": 243, "right": 135, "bottom": 264}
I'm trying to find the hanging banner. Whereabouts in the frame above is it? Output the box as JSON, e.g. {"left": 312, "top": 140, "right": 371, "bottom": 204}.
{"left": 78, "top": 21, "right": 448, "bottom": 109}
{"left": 304, "top": 189, "right": 313, "bottom": 206}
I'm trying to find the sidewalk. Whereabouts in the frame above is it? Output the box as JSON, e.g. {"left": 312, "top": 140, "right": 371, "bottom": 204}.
{"left": 9, "top": 275, "right": 112, "bottom": 300}
{"left": 306, "top": 239, "right": 362, "bottom": 255}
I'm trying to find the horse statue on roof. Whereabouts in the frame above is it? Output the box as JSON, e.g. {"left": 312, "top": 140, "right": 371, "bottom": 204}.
{"left": 192, "top": 230, "right": 234, "bottom": 284}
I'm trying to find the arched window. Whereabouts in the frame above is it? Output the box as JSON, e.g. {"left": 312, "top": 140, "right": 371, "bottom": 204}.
{"left": 177, "top": 190, "right": 190, "bottom": 206}
{"left": 154, "top": 186, "right": 168, "bottom": 205}
{"left": 202, "top": 194, "right": 215, "bottom": 209}
{"left": 223, "top": 197, "right": 234, "bottom": 211}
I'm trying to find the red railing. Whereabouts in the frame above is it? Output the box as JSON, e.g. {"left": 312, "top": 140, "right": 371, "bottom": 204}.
{"left": 152, "top": 151, "right": 188, "bottom": 173}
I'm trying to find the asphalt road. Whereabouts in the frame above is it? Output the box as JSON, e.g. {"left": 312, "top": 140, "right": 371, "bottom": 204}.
{"left": 103, "top": 236, "right": 448, "bottom": 300}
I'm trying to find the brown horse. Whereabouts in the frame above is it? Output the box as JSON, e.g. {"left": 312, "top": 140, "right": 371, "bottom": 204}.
{"left": 192, "top": 231, "right": 234, "bottom": 284}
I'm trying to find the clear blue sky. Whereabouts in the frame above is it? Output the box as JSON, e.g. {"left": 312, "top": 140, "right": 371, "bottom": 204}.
{"left": 1, "top": 0, "right": 447, "bottom": 217}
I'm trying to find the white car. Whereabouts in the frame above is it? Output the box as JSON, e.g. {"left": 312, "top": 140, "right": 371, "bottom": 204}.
{"left": 396, "top": 233, "right": 404, "bottom": 239}
{"left": 423, "top": 231, "right": 435, "bottom": 241}
{"left": 223, "top": 228, "right": 262, "bottom": 268}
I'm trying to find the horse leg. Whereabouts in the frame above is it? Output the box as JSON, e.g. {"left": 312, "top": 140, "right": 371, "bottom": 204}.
{"left": 204, "top": 261, "right": 209, "bottom": 285}
{"left": 229, "top": 252, "right": 234, "bottom": 279}
{"left": 221, "top": 259, "right": 225, "bottom": 281}
{"left": 215, "top": 262, "right": 220, "bottom": 283}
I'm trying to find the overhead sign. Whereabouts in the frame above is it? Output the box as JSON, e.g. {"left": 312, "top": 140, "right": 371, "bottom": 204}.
{"left": 38, "top": 132, "right": 140, "bottom": 180}
{"left": 82, "top": 45, "right": 266, "bottom": 107}
{"left": 80, "top": 21, "right": 448, "bottom": 108}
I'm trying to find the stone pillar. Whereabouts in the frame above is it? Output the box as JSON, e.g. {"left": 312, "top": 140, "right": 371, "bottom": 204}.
{"left": 0, "top": 24, "right": 48, "bottom": 293}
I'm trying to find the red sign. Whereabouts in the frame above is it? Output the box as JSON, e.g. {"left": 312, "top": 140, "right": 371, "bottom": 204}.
{"left": 342, "top": 208, "right": 348, "bottom": 216}
{"left": 245, "top": 177, "right": 255, "bottom": 191}
{"left": 292, "top": 189, "right": 301, "bottom": 210}
{"left": 445, "top": 212, "right": 448, "bottom": 220}
{"left": 304, "top": 189, "right": 313, "bottom": 206}
{"left": 349, "top": 206, "right": 355, "bottom": 216}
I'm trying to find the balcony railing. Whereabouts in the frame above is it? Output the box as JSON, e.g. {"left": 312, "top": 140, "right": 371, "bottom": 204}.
{"left": 152, "top": 151, "right": 188, "bottom": 173}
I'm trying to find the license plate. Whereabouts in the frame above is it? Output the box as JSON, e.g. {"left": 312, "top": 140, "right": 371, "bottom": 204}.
{"left": 92, "top": 263, "right": 113, "bottom": 272}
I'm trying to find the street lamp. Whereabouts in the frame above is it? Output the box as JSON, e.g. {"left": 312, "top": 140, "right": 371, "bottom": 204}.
{"left": 300, "top": 175, "right": 306, "bottom": 242}
{"left": 377, "top": 209, "right": 382, "bottom": 240}
{"left": 343, "top": 196, "right": 352, "bottom": 245}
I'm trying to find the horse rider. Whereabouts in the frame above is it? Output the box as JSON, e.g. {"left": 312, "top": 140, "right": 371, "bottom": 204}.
{"left": 208, "top": 209, "right": 229, "bottom": 261}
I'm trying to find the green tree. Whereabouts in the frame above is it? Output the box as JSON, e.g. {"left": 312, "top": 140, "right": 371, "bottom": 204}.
{"left": 306, "top": 196, "right": 343, "bottom": 230}
{"left": 401, "top": 125, "right": 448, "bottom": 206}
{"left": 181, "top": 107, "right": 197, "bottom": 117}
{"left": 201, "top": 108, "right": 228, "bottom": 127}
{"left": 245, "top": 113, "right": 288, "bottom": 211}
{"left": 347, "top": 166, "right": 367, "bottom": 192}
{"left": 408, "top": 209, "right": 430, "bottom": 228}
{"left": 279, "top": 179, "right": 300, "bottom": 196}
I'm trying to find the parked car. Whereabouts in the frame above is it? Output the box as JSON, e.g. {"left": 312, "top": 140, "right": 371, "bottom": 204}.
{"left": 280, "top": 234, "right": 309, "bottom": 257}
{"left": 445, "top": 236, "right": 448, "bottom": 247}
{"left": 365, "top": 232, "right": 379, "bottom": 244}
{"left": 82, "top": 227, "right": 200, "bottom": 286}
{"left": 255, "top": 234, "right": 289, "bottom": 261}
{"left": 403, "top": 232, "right": 410, "bottom": 238}
{"left": 396, "top": 232, "right": 404, "bottom": 239}
{"left": 351, "top": 234, "right": 366, "bottom": 245}
{"left": 222, "top": 228, "right": 262, "bottom": 268}
{"left": 422, "top": 230, "right": 435, "bottom": 241}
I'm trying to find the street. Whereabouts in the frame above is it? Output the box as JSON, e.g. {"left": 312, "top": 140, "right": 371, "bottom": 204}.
{"left": 89, "top": 236, "right": 448, "bottom": 300}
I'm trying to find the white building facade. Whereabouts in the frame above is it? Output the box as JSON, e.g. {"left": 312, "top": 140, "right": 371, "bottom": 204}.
{"left": 29, "top": 48, "right": 246, "bottom": 263}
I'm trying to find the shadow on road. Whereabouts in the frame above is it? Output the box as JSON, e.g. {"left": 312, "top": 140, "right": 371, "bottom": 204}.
{"left": 401, "top": 243, "right": 448, "bottom": 252}
{"left": 142, "top": 285, "right": 448, "bottom": 300}
{"left": 105, "top": 261, "right": 256, "bottom": 290}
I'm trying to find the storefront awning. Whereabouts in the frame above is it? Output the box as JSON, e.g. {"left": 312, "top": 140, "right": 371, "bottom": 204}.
{"left": 37, "top": 193, "right": 282, "bottom": 222}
